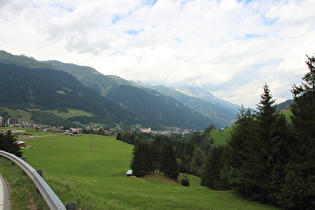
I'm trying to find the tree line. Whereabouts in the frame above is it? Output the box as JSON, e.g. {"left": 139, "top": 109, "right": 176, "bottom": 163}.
{"left": 201, "top": 55, "right": 315, "bottom": 209}
{"left": 116, "top": 129, "right": 214, "bottom": 180}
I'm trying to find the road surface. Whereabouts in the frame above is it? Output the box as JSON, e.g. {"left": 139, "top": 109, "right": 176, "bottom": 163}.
{"left": 0, "top": 174, "right": 10, "bottom": 210}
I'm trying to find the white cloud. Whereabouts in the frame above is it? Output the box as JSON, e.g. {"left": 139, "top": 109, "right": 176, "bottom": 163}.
{"left": 1, "top": 0, "right": 314, "bottom": 108}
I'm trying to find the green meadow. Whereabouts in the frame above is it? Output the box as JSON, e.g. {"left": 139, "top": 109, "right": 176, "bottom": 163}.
{"left": 210, "top": 127, "right": 232, "bottom": 146}
{"left": 6, "top": 134, "right": 278, "bottom": 210}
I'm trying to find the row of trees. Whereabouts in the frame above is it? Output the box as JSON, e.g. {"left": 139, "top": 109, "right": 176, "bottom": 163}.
{"left": 130, "top": 137, "right": 178, "bottom": 179}
{"left": 117, "top": 130, "right": 211, "bottom": 178}
{"left": 201, "top": 55, "right": 315, "bottom": 209}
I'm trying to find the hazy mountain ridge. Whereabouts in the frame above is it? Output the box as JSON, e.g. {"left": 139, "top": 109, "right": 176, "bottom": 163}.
{"left": 175, "top": 86, "right": 240, "bottom": 113}
{"left": 146, "top": 85, "right": 239, "bottom": 127}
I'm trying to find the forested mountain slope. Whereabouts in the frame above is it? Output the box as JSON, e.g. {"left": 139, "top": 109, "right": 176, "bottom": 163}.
{"left": 0, "top": 63, "right": 143, "bottom": 128}
{"left": 106, "top": 85, "right": 213, "bottom": 130}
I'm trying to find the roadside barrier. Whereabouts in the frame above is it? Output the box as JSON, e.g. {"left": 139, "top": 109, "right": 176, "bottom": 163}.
{"left": 0, "top": 150, "right": 68, "bottom": 210}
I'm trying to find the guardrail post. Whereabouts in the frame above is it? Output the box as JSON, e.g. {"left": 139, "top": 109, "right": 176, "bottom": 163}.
{"left": 65, "top": 202, "right": 77, "bottom": 210}
{"left": 36, "top": 170, "right": 43, "bottom": 194}
{"left": 37, "top": 170, "right": 43, "bottom": 177}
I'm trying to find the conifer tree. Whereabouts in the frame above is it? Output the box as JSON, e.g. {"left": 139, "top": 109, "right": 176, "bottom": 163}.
{"left": 201, "top": 145, "right": 227, "bottom": 189}
{"left": 160, "top": 142, "right": 178, "bottom": 180}
{"left": 228, "top": 85, "right": 289, "bottom": 203}
{"left": 226, "top": 106, "right": 255, "bottom": 194}
{"left": 249, "top": 84, "right": 289, "bottom": 202}
{"left": 130, "top": 141, "right": 154, "bottom": 177}
{"left": 291, "top": 54, "right": 315, "bottom": 173}
{"left": 0, "top": 130, "right": 22, "bottom": 157}
{"left": 281, "top": 54, "right": 315, "bottom": 209}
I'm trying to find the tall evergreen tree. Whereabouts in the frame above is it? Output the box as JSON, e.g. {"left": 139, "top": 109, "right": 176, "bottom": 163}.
{"left": 201, "top": 145, "right": 227, "bottom": 189}
{"left": 0, "top": 130, "right": 22, "bottom": 157}
{"left": 130, "top": 141, "right": 154, "bottom": 177}
{"left": 291, "top": 54, "right": 315, "bottom": 172}
{"left": 160, "top": 142, "right": 178, "bottom": 180}
{"left": 250, "top": 84, "right": 289, "bottom": 202}
{"left": 226, "top": 106, "right": 255, "bottom": 194}
{"left": 281, "top": 54, "right": 315, "bottom": 209}
{"left": 228, "top": 85, "right": 289, "bottom": 203}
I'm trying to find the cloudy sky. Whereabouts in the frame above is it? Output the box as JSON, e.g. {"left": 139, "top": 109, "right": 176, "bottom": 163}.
{"left": 1, "top": 0, "right": 314, "bottom": 108}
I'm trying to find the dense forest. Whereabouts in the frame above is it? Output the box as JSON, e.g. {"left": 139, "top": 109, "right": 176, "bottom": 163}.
{"left": 119, "top": 54, "right": 315, "bottom": 209}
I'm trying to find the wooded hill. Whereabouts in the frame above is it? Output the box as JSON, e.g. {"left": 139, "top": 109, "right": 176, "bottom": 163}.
{"left": 0, "top": 63, "right": 146, "bottom": 129}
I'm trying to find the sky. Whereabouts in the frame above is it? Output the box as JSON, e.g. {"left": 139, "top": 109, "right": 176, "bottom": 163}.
{"left": 1, "top": 0, "right": 315, "bottom": 108}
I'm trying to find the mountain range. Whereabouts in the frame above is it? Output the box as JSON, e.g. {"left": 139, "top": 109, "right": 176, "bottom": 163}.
{"left": 0, "top": 50, "right": 240, "bottom": 130}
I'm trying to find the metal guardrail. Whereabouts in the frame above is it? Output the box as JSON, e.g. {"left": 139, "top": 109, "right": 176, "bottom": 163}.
{"left": 0, "top": 150, "right": 67, "bottom": 210}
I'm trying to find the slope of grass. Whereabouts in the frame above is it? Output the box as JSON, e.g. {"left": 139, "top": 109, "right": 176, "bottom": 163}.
{"left": 210, "top": 127, "right": 232, "bottom": 146}
{"left": 48, "top": 109, "right": 93, "bottom": 119}
{"left": 8, "top": 134, "right": 279, "bottom": 209}
{"left": 0, "top": 158, "right": 49, "bottom": 209}
{"left": 280, "top": 110, "right": 293, "bottom": 124}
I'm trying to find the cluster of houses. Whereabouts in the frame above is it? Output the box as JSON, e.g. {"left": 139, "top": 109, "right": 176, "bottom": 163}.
{"left": 139, "top": 127, "right": 194, "bottom": 135}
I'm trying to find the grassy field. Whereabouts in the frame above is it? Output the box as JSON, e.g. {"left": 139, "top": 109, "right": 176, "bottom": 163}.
{"left": 210, "top": 127, "right": 232, "bottom": 146}
{"left": 280, "top": 110, "right": 293, "bottom": 123}
{"left": 2, "top": 134, "right": 278, "bottom": 210}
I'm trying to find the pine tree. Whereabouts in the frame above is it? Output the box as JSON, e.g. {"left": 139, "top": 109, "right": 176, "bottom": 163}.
{"left": 291, "top": 54, "right": 315, "bottom": 173}
{"left": 228, "top": 85, "right": 289, "bottom": 203}
{"left": 250, "top": 84, "right": 289, "bottom": 202}
{"left": 226, "top": 106, "right": 255, "bottom": 194}
{"left": 201, "top": 145, "right": 227, "bottom": 189}
{"left": 281, "top": 54, "right": 315, "bottom": 209}
{"left": 160, "top": 142, "right": 178, "bottom": 180}
{"left": 0, "top": 130, "right": 22, "bottom": 157}
{"left": 130, "top": 142, "right": 154, "bottom": 177}
{"left": 227, "top": 106, "right": 254, "bottom": 169}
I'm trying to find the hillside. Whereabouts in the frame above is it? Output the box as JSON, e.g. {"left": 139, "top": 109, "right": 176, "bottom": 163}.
{"left": 0, "top": 63, "right": 143, "bottom": 128}
{"left": 43, "top": 60, "right": 135, "bottom": 96}
{"left": 44, "top": 60, "right": 234, "bottom": 128}
{"left": 44, "top": 60, "right": 214, "bottom": 129}
{"left": 106, "top": 85, "right": 213, "bottom": 130}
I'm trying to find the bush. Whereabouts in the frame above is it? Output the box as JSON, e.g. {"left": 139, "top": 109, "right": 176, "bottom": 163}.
{"left": 181, "top": 179, "right": 190, "bottom": 187}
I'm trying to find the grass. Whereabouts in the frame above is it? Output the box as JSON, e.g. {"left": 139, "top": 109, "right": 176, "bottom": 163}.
{"left": 2, "top": 108, "right": 33, "bottom": 122}
{"left": 1, "top": 107, "right": 93, "bottom": 122}
{"left": 3, "top": 134, "right": 279, "bottom": 210}
{"left": 210, "top": 127, "right": 232, "bottom": 146}
{"left": 0, "top": 158, "right": 49, "bottom": 210}
{"left": 280, "top": 110, "right": 293, "bottom": 124}
{"left": 48, "top": 109, "right": 93, "bottom": 119}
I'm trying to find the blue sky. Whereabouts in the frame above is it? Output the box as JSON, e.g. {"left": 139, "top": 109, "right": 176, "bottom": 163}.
{"left": 1, "top": 0, "right": 315, "bottom": 108}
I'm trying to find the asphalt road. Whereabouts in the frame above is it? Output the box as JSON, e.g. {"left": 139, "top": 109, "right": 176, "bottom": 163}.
{"left": 0, "top": 174, "right": 10, "bottom": 210}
